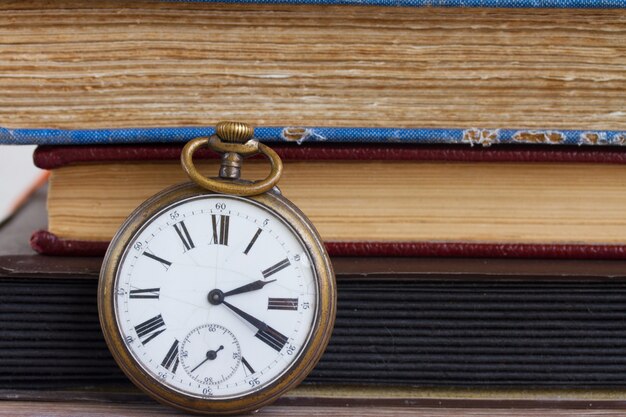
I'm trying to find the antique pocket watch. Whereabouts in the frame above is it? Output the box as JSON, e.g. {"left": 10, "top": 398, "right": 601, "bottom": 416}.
{"left": 98, "top": 122, "right": 336, "bottom": 415}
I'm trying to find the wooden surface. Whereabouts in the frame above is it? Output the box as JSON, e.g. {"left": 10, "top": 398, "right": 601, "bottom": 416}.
{"left": 5, "top": 384, "right": 626, "bottom": 415}
{"left": 49, "top": 160, "right": 626, "bottom": 243}
{"left": 1, "top": 401, "right": 626, "bottom": 416}
{"left": 0, "top": 1, "right": 624, "bottom": 130}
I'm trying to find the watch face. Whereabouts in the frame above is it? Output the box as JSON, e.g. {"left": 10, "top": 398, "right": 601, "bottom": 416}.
{"left": 111, "top": 194, "right": 319, "bottom": 400}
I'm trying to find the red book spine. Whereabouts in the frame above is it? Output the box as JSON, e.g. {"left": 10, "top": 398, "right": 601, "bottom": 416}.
{"left": 32, "top": 143, "right": 626, "bottom": 258}
{"left": 30, "top": 229, "right": 626, "bottom": 260}
{"left": 33, "top": 143, "right": 626, "bottom": 169}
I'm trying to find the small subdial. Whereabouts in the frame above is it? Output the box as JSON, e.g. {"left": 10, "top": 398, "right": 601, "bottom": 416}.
{"left": 180, "top": 324, "right": 242, "bottom": 386}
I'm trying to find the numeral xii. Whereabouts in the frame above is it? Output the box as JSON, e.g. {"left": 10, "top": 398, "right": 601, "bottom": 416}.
{"left": 211, "top": 215, "right": 229, "bottom": 246}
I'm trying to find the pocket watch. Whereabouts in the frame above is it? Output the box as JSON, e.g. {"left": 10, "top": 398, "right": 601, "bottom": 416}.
{"left": 98, "top": 122, "right": 336, "bottom": 415}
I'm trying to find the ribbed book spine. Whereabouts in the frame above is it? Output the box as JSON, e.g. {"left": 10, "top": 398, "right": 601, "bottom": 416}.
{"left": 4, "top": 278, "right": 626, "bottom": 388}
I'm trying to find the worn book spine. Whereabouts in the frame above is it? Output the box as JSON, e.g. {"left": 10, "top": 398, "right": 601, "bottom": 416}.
{"left": 28, "top": 231, "right": 626, "bottom": 259}
{"left": 3, "top": 126, "right": 626, "bottom": 147}
{"left": 31, "top": 143, "right": 626, "bottom": 259}
{"left": 32, "top": 143, "right": 626, "bottom": 167}
{"left": 9, "top": 198, "right": 626, "bottom": 393}
{"left": 1, "top": 3, "right": 623, "bottom": 136}
{"left": 8, "top": 164, "right": 626, "bottom": 417}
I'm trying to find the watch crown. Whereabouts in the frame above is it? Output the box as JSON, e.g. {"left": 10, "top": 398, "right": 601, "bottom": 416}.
{"left": 215, "top": 121, "right": 254, "bottom": 144}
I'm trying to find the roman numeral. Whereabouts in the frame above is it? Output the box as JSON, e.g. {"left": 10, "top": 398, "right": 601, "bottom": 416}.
{"left": 161, "top": 339, "right": 179, "bottom": 373}
{"left": 243, "top": 228, "right": 262, "bottom": 255}
{"left": 129, "top": 288, "right": 160, "bottom": 299}
{"left": 173, "top": 221, "right": 194, "bottom": 251}
{"left": 142, "top": 251, "right": 172, "bottom": 268}
{"left": 241, "top": 356, "right": 255, "bottom": 376}
{"left": 262, "top": 258, "right": 291, "bottom": 279}
{"left": 255, "top": 326, "right": 288, "bottom": 352}
{"left": 268, "top": 297, "right": 299, "bottom": 311}
{"left": 211, "top": 215, "right": 229, "bottom": 246}
{"left": 134, "top": 314, "right": 166, "bottom": 345}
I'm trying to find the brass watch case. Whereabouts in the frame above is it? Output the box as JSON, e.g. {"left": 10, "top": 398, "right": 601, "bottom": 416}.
{"left": 98, "top": 182, "right": 336, "bottom": 415}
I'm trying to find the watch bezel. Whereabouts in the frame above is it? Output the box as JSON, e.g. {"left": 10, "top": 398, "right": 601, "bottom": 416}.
{"left": 98, "top": 182, "right": 336, "bottom": 415}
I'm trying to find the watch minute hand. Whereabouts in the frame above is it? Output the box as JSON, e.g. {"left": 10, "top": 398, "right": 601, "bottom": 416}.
{"left": 221, "top": 300, "right": 268, "bottom": 332}
{"left": 223, "top": 279, "right": 276, "bottom": 298}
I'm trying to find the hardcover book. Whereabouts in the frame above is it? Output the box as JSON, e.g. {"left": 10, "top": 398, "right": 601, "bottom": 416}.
{"left": 31, "top": 143, "right": 626, "bottom": 258}
{"left": 7, "top": 190, "right": 626, "bottom": 398}
{"left": 0, "top": 1, "right": 624, "bottom": 146}
{"left": 3, "top": 1, "right": 626, "bottom": 414}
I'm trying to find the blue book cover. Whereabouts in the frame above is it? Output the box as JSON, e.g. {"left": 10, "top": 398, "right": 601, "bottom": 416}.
{"left": 1, "top": 126, "right": 625, "bottom": 146}
{"left": 0, "top": 1, "right": 622, "bottom": 146}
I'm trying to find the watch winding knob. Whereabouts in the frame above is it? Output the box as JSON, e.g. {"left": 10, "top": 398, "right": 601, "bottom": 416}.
{"left": 216, "top": 121, "right": 254, "bottom": 144}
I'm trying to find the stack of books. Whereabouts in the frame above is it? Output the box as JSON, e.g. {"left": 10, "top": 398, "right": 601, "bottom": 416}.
{"left": 1, "top": 0, "right": 626, "bottom": 414}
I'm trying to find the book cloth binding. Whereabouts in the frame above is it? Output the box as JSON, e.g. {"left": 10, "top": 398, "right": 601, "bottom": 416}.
{"left": 3, "top": 126, "right": 626, "bottom": 147}
{"left": 32, "top": 143, "right": 626, "bottom": 259}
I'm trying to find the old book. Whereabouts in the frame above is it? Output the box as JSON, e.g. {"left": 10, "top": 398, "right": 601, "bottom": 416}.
{"left": 6, "top": 188, "right": 626, "bottom": 407}
{"left": 0, "top": 1, "right": 624, "bottom": 146}
{"left": 32, "top": 143, "right": 626, "bottom": 258}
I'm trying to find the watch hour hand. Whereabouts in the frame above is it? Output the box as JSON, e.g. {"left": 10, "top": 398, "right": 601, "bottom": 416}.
{"left": 223, "top": 279, "right": 276, "bottom": 298}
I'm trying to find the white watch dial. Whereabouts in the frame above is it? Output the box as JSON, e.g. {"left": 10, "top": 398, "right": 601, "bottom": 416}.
{"left": 113, "top": 195, "right": 318, "bottom": 399}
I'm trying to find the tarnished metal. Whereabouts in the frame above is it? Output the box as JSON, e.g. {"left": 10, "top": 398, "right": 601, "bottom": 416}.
{"left": 180, "top": 122, "right": 283, "bottom": 196}
{"left": 98, "top": 183, "right": 335, "bottom": 415}
{"left": 215, "top": 121, "right": 254, "bottom": 144}
{"left": 99, "top": 121, "right": 335, "bottom": 415}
